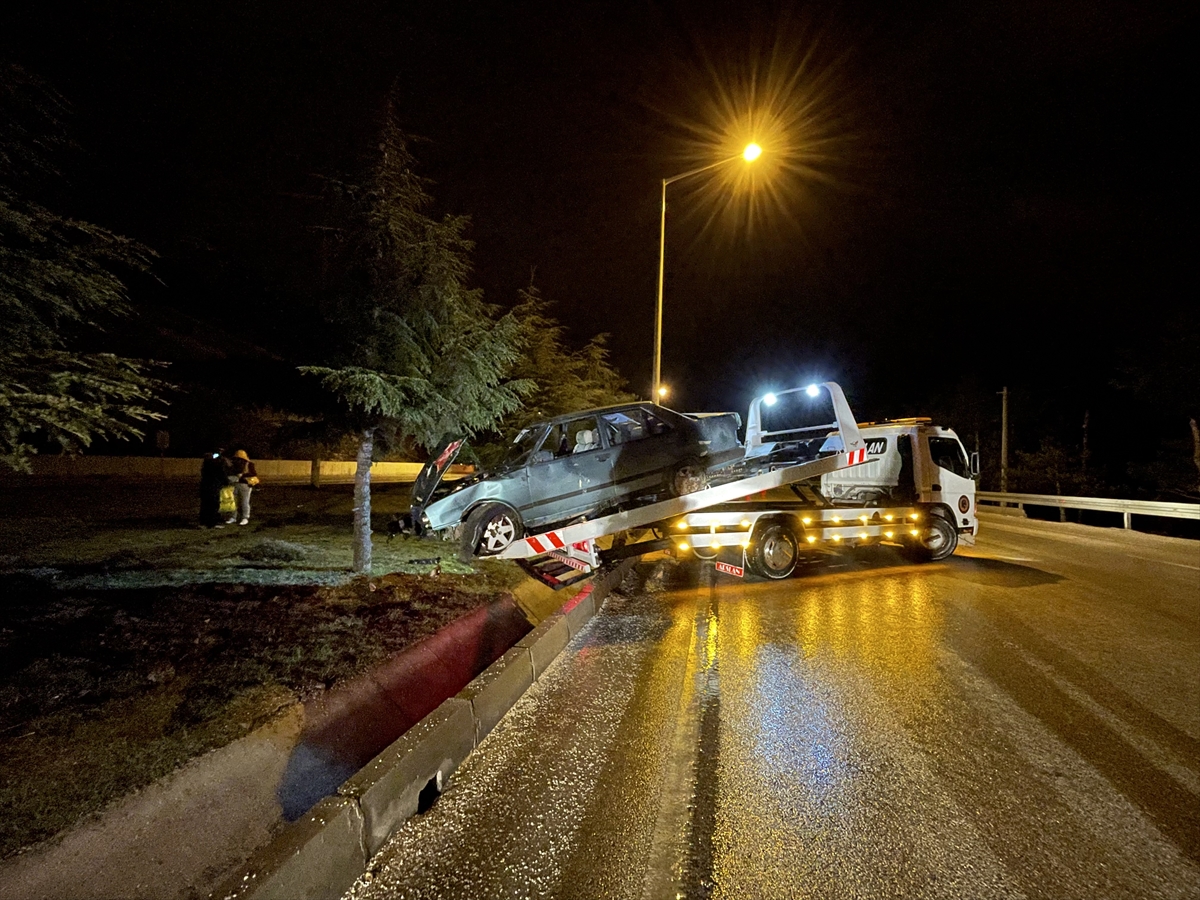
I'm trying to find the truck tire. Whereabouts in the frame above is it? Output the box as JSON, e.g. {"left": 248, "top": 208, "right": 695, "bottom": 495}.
{"left": 461, "top": 504, "right": 522, "bottom": 558}
{"left": 903, "top": 513, "right": 957, "bottom": 562}
{"left": 751, "top": 522, "right": 799, "bottom": 579}
{"left": 667, "top": 459, "right": 709, "bottom": 497}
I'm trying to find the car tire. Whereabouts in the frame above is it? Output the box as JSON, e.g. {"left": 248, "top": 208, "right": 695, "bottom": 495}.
{"left": 667, "top": 459, "right": 709, "bottom": 497}
{"left": 902, "top": 513, "right": 958, "bottom": 562}
{"left": 751, "top": 522, "right": 799, "bottom": 579}
{"left": 461, "top": 504, "right": 522, "bottom": 558}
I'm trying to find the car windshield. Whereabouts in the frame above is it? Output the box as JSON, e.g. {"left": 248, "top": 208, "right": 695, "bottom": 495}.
{"left": 500, "top": 427, "right": 544, "bottom": 469}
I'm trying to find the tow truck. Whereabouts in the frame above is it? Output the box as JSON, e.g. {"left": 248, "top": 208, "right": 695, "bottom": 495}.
{"left": 488, "top": 383, "right": 978, "bottom": 586}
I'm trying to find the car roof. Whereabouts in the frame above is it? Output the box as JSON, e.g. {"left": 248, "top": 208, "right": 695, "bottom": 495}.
{"left": 527, "top": 402, "right": 683, "bottom": 428}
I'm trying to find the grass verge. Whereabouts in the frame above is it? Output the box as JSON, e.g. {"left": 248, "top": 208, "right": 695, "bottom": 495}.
{"left": 0, "top": 480, "right": 525, "bottom": 859}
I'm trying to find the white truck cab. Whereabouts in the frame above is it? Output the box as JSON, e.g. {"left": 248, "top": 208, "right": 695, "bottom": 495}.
{"left": 821, "top": 419, "right": 978, "bottom": 539}
{"left": 674, "top": 395, "right": 979, "bottom": 578}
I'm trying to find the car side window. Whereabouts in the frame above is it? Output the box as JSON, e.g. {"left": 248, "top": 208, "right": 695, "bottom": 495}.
{"left": 541, "top": 424, "right": 571, "bottom": 459}
{"left": 600, "top": 410, "right": 648, "bottom": 446}
{"left": 644, "top": 412, "right": 671, "bottom": 436}
{"left": 568, "top": 418, "right": 601, "bottom": 453}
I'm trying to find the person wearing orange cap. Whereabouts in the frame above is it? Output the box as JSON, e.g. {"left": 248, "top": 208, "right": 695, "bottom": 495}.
{"left": 227, "top": 448, "right": 260, "bottom": 526}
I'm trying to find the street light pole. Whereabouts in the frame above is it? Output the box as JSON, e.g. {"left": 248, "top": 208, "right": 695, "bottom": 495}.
{"left": 654, "top": 176, "right": 667, "bottom": 400}
{"left": 653, "top": 144, "right": 761, "bottom": 400}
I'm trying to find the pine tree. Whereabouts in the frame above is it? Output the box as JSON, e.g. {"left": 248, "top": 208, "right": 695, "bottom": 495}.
{"left": 506, "top": 285, "right": 636, "bottom": 427}
{"left": 0, "top": 64, "right": 166, "bottom": 471}
{"left": 300, "top": 108, "right": 530, "bottom": 573}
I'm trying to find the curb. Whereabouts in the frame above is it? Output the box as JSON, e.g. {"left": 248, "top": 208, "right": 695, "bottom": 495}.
{"left": 213, "top": 560, "right": 630, "bottom": 900}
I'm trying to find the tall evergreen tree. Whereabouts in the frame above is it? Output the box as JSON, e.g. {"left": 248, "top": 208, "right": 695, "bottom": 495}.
{"left": 0, "top": 64, "right": 166, "bottom": 471}
{"left": 300, "top": 108, "right": 530, "bottom": 573}
{"left": 484, "top": 285, "right": 634, "bottom": 441}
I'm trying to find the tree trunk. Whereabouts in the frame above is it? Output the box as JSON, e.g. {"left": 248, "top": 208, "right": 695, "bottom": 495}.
{"left": 353, "top": 429, "right": 374, "bottom": 574}
{"left": 310, "top": 450, "right": 322, "bottom": 489}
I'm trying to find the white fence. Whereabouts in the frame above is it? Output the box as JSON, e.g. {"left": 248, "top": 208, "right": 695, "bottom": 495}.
{"left": 977, "top": 491, "right": 1200, "bottom": 529}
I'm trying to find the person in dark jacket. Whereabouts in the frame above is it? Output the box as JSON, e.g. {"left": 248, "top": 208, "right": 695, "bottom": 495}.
{"left": 199, "top": 448, "right": 231, "bottom": 527}
{"left": 228, "top": 448, "right": 260, "bottom": 525}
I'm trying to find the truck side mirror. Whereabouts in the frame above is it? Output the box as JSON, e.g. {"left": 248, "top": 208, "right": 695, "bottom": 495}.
{"left": 970, "top": 451, "right": 980, "bottom": 478}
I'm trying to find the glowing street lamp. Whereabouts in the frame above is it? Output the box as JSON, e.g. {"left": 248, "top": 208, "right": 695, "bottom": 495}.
{"left": 653, "top": 143, "right": 762, "bottom": 399}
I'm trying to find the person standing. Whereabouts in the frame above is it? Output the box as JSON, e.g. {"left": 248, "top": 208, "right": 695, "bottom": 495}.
{"left": 199, "top": 448, "right": 231, "bottom": 528}
{"left": 228, "top": 449, "right": 260, "bottom": 525}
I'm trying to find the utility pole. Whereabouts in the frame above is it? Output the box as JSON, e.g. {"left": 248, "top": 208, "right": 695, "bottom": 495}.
{"left": 999, "top": 387, "right": 1009, "bottom": 496}
{"left": 1081, "top": 410, "right": 1090, "bottom": 480}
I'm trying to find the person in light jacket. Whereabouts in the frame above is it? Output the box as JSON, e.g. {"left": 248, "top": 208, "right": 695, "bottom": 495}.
{"left": 227, "top": 449, "right": 260, "bottom": 525}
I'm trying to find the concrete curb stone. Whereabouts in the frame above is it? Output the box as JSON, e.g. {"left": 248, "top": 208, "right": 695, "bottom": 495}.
{"left": 562, "top": 586, "right": 597, "bottom": 636}
{"left": 212, "top": 560, "right": 631, "bottom": 900}
{"left": 217, "top": 795, "right": 365, "bottom": 900}
{"left": 455, "top": 647, "right": 534, "bottom": 745}
{"left": 338, "top": 698, "right": 474, "bottom": 859}
{"left": 516, "top": 615, "right": 570, "bottom": 679}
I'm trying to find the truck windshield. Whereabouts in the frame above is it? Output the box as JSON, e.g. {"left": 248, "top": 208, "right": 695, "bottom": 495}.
{"left": 928, "top": 437, "right": 971, "bottom": 480}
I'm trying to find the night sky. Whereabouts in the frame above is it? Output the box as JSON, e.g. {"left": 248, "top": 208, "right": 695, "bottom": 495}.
{"left": 1, "top": 1, "right": 1194, "bottom": 470}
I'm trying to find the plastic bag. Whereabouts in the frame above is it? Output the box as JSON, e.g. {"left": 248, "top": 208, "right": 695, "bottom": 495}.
{"left": 219, "top": 485, "right": 236, "bottom": 515}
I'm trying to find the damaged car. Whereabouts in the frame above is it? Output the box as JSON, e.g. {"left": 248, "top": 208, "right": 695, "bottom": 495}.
{"left": 411, "top": 402, "right": 742, "bottom": 556}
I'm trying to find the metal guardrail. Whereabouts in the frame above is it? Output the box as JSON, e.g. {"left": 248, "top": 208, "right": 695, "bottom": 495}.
{"left": 977, "top": 491, "right": 1200, "bottom": 529}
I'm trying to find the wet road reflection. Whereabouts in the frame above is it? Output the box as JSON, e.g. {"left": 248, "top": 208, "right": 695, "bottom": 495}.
{"left": 350, "top": 520, "right": 1200, "bottom": 900}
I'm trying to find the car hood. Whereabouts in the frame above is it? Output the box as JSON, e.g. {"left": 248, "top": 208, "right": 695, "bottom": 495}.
{"left": 410, "top": 436, "right": 467, "bottom": 515}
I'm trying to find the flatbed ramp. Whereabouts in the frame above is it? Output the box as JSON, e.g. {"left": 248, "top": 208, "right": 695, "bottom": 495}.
{"left": 497, "top": 447, "right": 871, "bottom": 564}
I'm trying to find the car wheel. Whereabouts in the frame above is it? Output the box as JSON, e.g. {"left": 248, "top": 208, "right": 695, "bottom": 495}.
{"left": 463, "top": 504, "right": 522, "bottom": 558}
{"left": 752, "top": 523, "right": 799, "bottom": 579}
{"left": 668, "top": 459, "right": 709, "bottom": 497}
{"left": 903, "top": 514, "right": 958, "bottom": 562}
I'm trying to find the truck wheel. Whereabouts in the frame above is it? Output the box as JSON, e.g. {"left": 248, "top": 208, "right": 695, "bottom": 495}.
{"left": 752, "top": 523, "right": 799, "bottom": 579}
{"left": 462, "top": 504, "right": 521, "bottom": 558}
{"left": 904, "top": 514, "right": 958, "bottom": 562}
{"left": 668, "top": 459, "right": 709, "bottom": 497}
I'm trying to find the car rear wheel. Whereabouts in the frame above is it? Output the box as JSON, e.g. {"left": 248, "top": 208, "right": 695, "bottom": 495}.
{"left": 903, "top": 514, "right": 957, "bottom": 562}
{"left": 668, "top": 459, "right": 709, "bottom": 497}
{"left": 463, "top": 504, "right": 522, "bottom": 558}
{"left": 751, "top": 523, "right": 799, "bottom": 579}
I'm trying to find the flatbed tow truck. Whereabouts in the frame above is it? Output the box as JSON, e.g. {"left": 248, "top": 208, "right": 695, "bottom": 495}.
{"left": 491, "top": 382, "right": 979, "bottom": 587}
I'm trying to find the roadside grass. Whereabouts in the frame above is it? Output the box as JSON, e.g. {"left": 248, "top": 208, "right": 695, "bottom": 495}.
{"left": 0, "top": 480, "right": 524, "bottom": 859}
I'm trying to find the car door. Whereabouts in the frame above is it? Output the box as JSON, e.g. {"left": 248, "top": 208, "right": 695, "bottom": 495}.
{"left": 925, "top": 433, "right": 975, "bottom": 525}
{"left": 601, "top": 407, "right": 684, "bottom": 501}
{"left": 521, "top": 416, "right": 614, "bottom": 525}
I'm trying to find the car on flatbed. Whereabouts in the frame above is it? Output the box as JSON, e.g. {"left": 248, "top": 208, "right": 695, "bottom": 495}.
{"left": 411, "top": 401, "right": 743, "bottom": 555}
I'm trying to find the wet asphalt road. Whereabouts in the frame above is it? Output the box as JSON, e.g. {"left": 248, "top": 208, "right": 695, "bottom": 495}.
{"left": 348, "top": 514, "right": 1200, "bottom": 899}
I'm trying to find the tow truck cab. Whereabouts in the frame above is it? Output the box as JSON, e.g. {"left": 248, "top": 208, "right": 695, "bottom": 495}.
{"left": 818, "top": 419, "right": 979, "bottom": 540}
{"left": 675, "top": 415, "right": 979, "bottom": 578}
